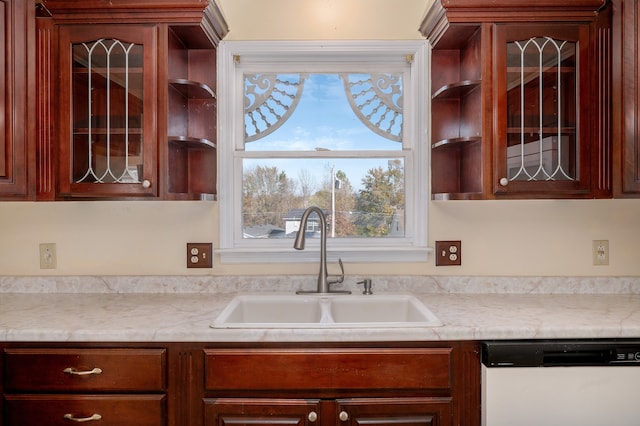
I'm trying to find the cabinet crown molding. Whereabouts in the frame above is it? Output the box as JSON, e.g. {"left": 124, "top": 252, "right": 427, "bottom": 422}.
{"left": 42, "top": 0, "right": 229, "bottom": 42}
{"left": 421, "top": 0, "right": 609, "bottom": 39}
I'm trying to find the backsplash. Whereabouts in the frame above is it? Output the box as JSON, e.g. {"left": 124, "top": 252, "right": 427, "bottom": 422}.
{"left": 0, "top": 275, "right": 638, "bottom": 294}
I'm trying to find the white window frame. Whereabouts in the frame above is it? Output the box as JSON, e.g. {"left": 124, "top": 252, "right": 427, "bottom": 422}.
{"left": 217, "top": 40, "right": 430, "bottom": 264}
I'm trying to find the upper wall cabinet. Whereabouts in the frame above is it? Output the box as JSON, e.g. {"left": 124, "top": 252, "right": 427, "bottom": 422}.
{"left": 422, "top": 0, "right": 612, "bottom": 199}
{"left": 612, "top": 0, "right": 640, "bottom": 197}
{"left": 57, "top": 24, "right": 158, "bottom": 198}
{"left": 0, "top": 0, "right": 35, "bottom": 199}
{"left": 40, "top": 0, "right": 228, "bottom": 200}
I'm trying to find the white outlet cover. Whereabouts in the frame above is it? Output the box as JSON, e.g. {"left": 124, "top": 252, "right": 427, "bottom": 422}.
{"left": 592, "top": 240, "right": 609, "bottom": 266}
{"left": 39, "top": 243, "right": 57, "bottom": 269}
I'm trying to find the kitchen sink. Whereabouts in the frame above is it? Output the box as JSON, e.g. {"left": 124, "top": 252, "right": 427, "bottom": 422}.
{"left": 211, "top": 295, "right": 324, "bottom": 325}
{"left": 210, "top": 294, "right": 443, "bottom": 328}
{"left": 329, "top": 295, "right": 441, "bottom": 324}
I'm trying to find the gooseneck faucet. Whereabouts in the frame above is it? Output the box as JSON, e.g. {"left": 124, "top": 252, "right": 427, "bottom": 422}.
{"left": 294, "top": 206, "right": 348, "bottom": 294}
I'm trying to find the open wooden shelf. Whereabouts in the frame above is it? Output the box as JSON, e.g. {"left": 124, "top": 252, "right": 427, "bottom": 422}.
{"left": 169, "top": 78, "right": 216, "bottom": 99}
{"left": 432, "top": 80, "right": 481, "bottom": 100}
{"left": 432, "top": 135, "right": 482, "bottom": 150}
{"left": 432, "top": 192, "right": 484, "bottom": 200}
{"left": 168, "top": 135, "right": 216, "bottom": 150}
{"left": 165, "top": 26, "right": 218, "bottom": 200}
{"left": 429, "top": 25, "right": 484, "bottom": 200}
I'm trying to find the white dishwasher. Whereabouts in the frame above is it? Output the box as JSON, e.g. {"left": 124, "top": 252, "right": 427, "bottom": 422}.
{"left": 482, "top": 340, "right": 640, "bottom": 426}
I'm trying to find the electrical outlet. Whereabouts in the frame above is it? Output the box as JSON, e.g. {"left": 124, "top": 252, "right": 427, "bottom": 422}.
{"left": 187, "top": 243, "right": 212, "bottom": 268}
{"left": 592, "top": 240, "right": 609, "bottom": 266}
{"left": 435, "top": 240, "right": 461, "bottom": 266}
{"left": 39, "top": 243, "right": 57, "bottom": 269}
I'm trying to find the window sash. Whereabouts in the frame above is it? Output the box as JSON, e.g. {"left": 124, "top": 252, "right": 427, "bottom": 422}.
{"left": 217, "top": 41, "right": 430, "bottom": 264}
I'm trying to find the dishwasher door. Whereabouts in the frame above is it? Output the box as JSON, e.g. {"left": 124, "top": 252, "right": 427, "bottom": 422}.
{"left": 482, "top": 340, "right": 640, "bottom": 426}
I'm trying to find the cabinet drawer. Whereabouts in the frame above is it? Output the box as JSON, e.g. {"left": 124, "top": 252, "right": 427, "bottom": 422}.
{"left": 4, "top": 348, "right": 166, "bottom": 392}
{"left": 4, "top": 394, "right": 166, "bottom": 426}
{"left": 205, "top": 347, "right": 452, "bottom": 392}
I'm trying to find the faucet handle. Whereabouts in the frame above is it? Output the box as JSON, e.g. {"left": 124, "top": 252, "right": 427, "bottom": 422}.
{"left": 328, "top": 258, "right": 345, "bottom": 285}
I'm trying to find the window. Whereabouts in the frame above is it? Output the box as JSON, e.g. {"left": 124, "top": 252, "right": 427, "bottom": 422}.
{"left": 218, "top": 41, "right": 429, "bottom": 263}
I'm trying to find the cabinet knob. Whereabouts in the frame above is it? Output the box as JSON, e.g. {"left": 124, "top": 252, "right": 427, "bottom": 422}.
{"left": 141, "top": 179, "right": 151, "bottom": 188}
{"left": 307, "top": 411, "right": 318, "bottom": 422}
{"left": 339, "top": 411, "right": 349, "bottom": 421}
{"left": 499, "top": 177, "right": 509, "bottom": 187}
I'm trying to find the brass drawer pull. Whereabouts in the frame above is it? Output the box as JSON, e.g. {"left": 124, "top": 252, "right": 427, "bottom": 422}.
{"left": 63, "top": 413, "right": 102, "bottom": 422}
{"left": 63, "top": 367, "right": 103, "bottom": 376}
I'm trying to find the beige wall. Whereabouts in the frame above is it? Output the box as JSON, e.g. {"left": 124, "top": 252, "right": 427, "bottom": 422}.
{"left": 0, "top": 0, "right": 638, "bottom": 277}
{"left": 217, "top": 0, "right": 428, "bottom": 40}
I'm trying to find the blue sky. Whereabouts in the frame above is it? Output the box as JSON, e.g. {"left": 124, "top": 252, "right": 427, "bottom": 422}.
{"left": 244, "top": 73, "right": 402, "bottom": 192}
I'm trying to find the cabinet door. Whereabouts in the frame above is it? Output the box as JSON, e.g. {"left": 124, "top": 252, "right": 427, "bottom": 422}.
{"left": 0, "top": 0, "right": 35, "bottom": 198}
{"left": 614, "top": 0, "right": 640, "bottom": 196}
{"left": 204, "top": 398, "right": 321, "bottom": 426}
{"left": 336, "top": 398, "right": 452, "bottom": 426}
{"left": 57, "top": 24, "right": 157, "bottom": 198}
{"left": 493, "top": 23, "right": 594, "bottom": 197}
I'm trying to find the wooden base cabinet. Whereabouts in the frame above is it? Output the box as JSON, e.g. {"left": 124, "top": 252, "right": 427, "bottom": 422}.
{"left": 0, "top": 342, "right": 480, "bottom": 426}
{"left": 2, "top": 348, "right": 167, "bottom": 426}
{"left": 205, "top": 398, "right": 451, "bottom": 426}
{"left": 203, "top": 343, "right": 480, "bottom": 426}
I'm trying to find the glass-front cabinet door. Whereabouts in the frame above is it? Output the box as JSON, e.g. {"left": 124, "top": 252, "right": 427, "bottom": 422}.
{"left": 493, "top": 23, "right": 593, "bottom": 197}
{"left": 57, "top": 24, "right": 157, "bottom": 197}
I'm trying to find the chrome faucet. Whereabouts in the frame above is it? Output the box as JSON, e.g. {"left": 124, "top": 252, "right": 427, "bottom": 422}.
{"left": 294, "top": 206, "right": 349, "bottom": 294}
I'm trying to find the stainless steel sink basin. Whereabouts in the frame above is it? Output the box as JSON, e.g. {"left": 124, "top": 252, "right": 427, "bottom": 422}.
{"left": 210, "top": 294, "right": 442, "bottom": 328}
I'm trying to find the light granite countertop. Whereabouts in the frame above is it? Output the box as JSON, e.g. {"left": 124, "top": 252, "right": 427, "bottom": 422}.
{"left": 0, "top": 275, "right": 639, "bottom": 342}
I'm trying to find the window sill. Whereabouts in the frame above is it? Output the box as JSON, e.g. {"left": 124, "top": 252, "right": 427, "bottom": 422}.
{"left": 217, "top": 246, "right": 432, "bottom": 264}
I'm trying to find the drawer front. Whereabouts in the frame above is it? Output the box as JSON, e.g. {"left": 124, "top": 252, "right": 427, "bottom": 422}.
{"left": 205, "top": 348, "right": 452, "bottom": 392}
{"left": 4, "top": 394, "right": 166, "bottom": 426}
{"left": 4, "top": 348, "right": 166, "bottom": 392}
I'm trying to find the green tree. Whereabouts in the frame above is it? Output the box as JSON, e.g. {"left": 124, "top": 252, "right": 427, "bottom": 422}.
{"left": 333, "top": 170, "right": 357, "bottom": 237}
{"left": 242, "top": 165, "right": 296, "bottom": 229}
{"left": 309, "top": 167, "right": 358, "bottom": 237}
{"left": 356, "top": 160, "right": 404, "bottom": 236}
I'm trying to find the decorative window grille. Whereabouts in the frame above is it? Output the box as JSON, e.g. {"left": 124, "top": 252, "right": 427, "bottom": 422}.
{"left": 244, "top": 73, "right": 403, "bottom": 143}
{"left": 342, "top": 73, "right": 403, "bottom": 142}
